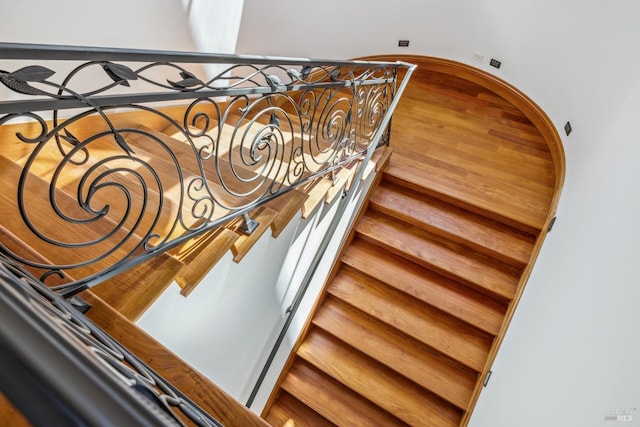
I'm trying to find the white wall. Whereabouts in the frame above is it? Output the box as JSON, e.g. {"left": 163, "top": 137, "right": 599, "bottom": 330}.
{"left": 0, "top": 0, "right": 196, "bottom": 50}
{"left": 238, "top": 1, "right": 640, "bottom": 425}
{"left": 180, "top": 0, "right": 245, "bottom": 80}
{"left": 137, "top": 212, "right": 300, "bottom": 400}
{"left": 183, "top": 0, "right": 244, "bottom": 54}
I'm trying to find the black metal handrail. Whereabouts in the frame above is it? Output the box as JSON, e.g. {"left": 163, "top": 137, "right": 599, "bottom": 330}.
{"left": 0, "top": 254, "right": 222, "bottom": 426}
{"left": 0, "top": 43, "right": 413, "bottom": 297}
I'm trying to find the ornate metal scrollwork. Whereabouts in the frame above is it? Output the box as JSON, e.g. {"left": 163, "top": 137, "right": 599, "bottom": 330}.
{"left": 0, "top": 254, "right": 222, "bottom": 426}
{"left": 0, "top": 43, "right": 407, "bottom": 295}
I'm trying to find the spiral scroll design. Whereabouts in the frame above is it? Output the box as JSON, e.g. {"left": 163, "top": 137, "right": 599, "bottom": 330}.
{"left": 0, "top": 51, "right": 399, "bottom": 291}
{"left": 355, "top": 82, "right": 393, "bottom": 152}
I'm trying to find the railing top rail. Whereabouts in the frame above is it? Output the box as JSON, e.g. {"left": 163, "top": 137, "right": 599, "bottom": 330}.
{"left": 0, "top": 42, "right": 408, "bottom": 68}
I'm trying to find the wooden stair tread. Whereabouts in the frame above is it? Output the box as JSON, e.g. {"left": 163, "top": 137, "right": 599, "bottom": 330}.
{"left": 425, "top": 138, "right": 554, "bottom": 189}
{"left": 370, "top": 180, "right": 535, "bottom": 268}
{"left": 167, "top": 121, "right": 305, "bottom": 191}
{"left": 172, "top": 227, "right": 239, "bottom": 297}
{"left": 58, "top": 163, "right": 166, "bottom": 238}
{"left": 0, "top": 392, "right": 30, "bottom": 427}
{"left": 384, "top": 155, "right": 546, "bottom": 233}
{"left": 281, "top": 360, "right": 407, "bottom": 426}
{"left": 314, "top": 297, "right": 477, "bottom": 409}
{"left": 300, "top": 146, "right": 392, "bottom": 218}
{"left": 356, "top": 210, "right": 520, "bottom": 301}
{"left": 324, "top": 167, "right": 351, "bottom": 205}
{"left": 0, "top": 224, "right": 69, "bottom": 286}
{"left": 263, "top": 189, "right": 308, "bottom": 238}
{"left": 0, "top": 219, "right": 180, "bottom": 323}
{"left": 343, "top": 238, "right": 506, "bottom": 336}
{"left": 328, "top": 267, "right": 492, "bottom": 371}
{"left": 396, "top": 89, "right": 550, "bottom": 159}
{"left": 228, "top": 206, "right": 279, "bottom": 262}
{"left": 265, "top": 392, "right": 334, "bottom": 427}
{"left": 13, "top": 134, "right": 199, "bottom": 239}
{"left": 123, "top": 128, "right": 253, "bottom": 211}
{"left": 161, "top": 126, "right": 315, "bottom": 239}
{"left": 297, "top": 328, "right": 461, "bottom": 427}
{"left": 91, "top": 252, "right": 184, "bottom": 321}
{"left": 301, "top": 177, "right": 334, "bottom": 218}
{"left": 2, "top": 153, "right": 192, "bottom": 319}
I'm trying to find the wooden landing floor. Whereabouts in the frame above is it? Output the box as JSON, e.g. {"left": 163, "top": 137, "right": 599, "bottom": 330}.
{"left": 389, "top": 68, "right": 555, "bottom": 233}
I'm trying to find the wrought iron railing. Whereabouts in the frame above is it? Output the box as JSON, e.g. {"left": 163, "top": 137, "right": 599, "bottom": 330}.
{"left": 0, "top": 43, "right": 414, "bottom": 297}
{"left": 0, "top": 253, "right": 222, "bottom": 426}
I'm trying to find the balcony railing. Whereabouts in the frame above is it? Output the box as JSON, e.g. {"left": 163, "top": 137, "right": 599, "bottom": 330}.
{"left": 0, "top": 43, "right": 415, "bottom": 298}
{"left": 0, "top": 254, "right": 222, "bottom": 426}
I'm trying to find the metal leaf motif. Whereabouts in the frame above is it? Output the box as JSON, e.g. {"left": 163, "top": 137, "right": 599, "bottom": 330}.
{"left": 265, "top": 74, "right": 282, "bottom": 90}
{"left": 287, "top": 69, "right": 301, "bottom": 81}
{"left": 329, "top": 68, "right": 341, "bottom": 82}
{"left": 167, "top": 77, "right": 203, "bottom": 89}
{"left": 102, "top": 62, "right": 137, "bottom": 87}
{"left": 300, "top": 65, "right": 313, "bottom": 80}
{"left": 9, "top": 66, "right": 55, "bottom": 82}
{"left": 180, "top": 71, "right": 197, "bottom": 80}
{"left": 0, "top": 74, "right": 46, "bottom": 96}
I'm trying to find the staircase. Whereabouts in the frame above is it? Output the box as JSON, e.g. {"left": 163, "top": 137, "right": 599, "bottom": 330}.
{"left": 0, "top": 44, "right": 413, "bottom": 425}
{"left": 0, "top": 45, "right": 565, "bottom": 426}
{"left": 262, "top": 58, "right": 563, "bottom": 426}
